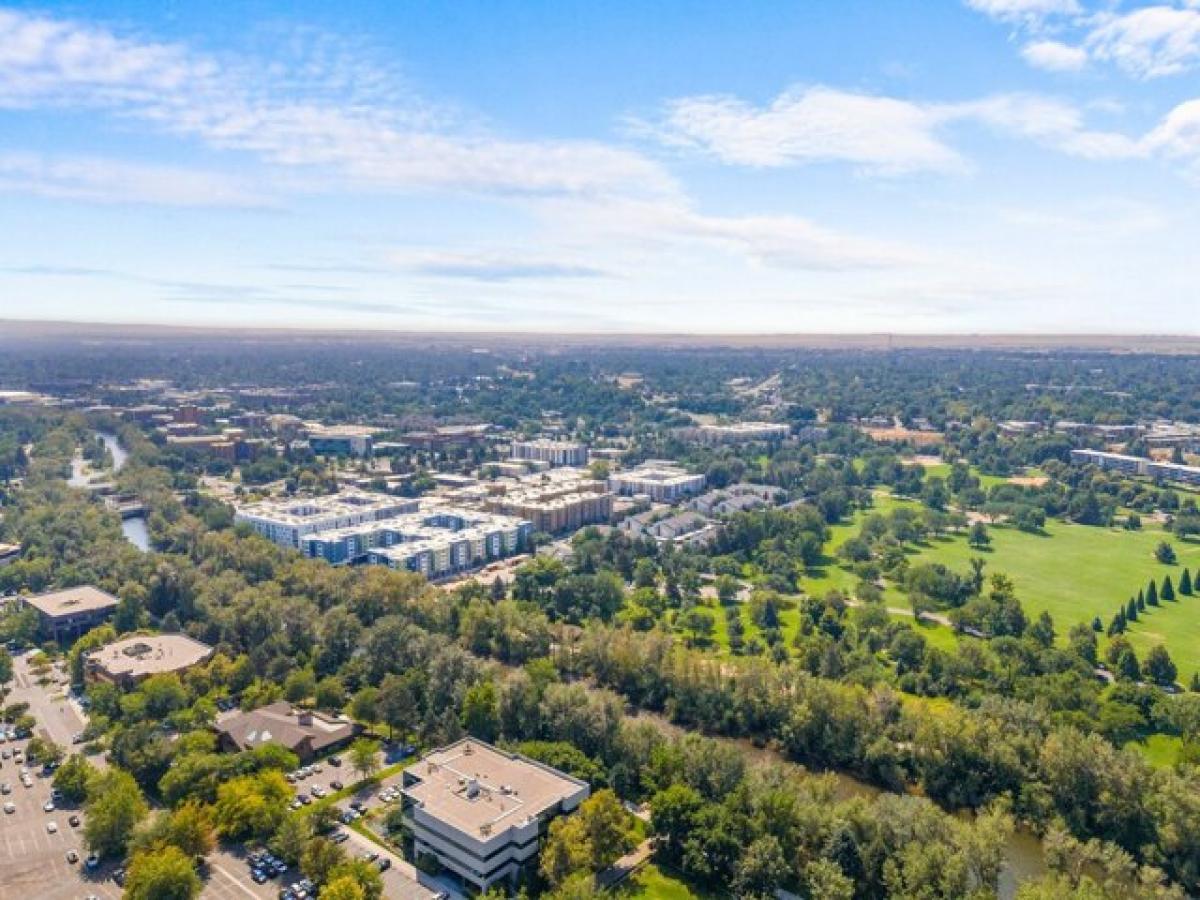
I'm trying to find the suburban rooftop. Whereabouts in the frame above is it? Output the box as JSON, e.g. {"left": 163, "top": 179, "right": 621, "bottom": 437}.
{"left": 22, "top": 585, "right": 119, "bottom": 617}
{"left": 85, "top": 633, "right": 214, "bottom": 678}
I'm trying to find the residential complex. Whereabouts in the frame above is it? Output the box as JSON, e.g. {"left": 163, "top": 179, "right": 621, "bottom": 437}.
{"left": 84, "top": 633, "right": 214, "bottom": 687}
{"left": 674, "top": 421, "right": 790, "bottom": 444}
{"left": 235, "top": 491, "right": 419, "bottom": 549}
{"left": 21, "top": 585, "right": 119, "bottom": 640}
{"left": 510, "top": 438, "right": 588, "bottom": 467}
{"left": 619, "top": 509, "right": 716, "bottom": 546}
{"left": 214, "top": 701, "right": 360, "bottom": 761}
{"left": 401, "top": 739, "right": 590, "bottom": 891}
{"left": 484, "top": 469, "right": 612, "bottom": 534}
{"left": 608, "top": 462, "right": 706, "bottom": 502}
{"left": 1070, "top": 449, "right": 1200, "bottom": 486}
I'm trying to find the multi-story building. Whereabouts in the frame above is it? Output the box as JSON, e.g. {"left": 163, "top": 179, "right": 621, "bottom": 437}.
{"left": 235, "top": 491, "right": 419, "bottom": 549}
{"left": 214, "top": 701, "right": 359, "bottom": 761}
{"left": 673, "top": 422, "right": 790, "bottom": 444}
{"left": 359, "top": 508, "right": 531, "bottom": 579}
{"left": 1070, "top": 449, "right": 1200, "bottom": 486}
{"left": 306, "top": 424, "right": 377, "bottom": 457}
{"left": 401, "top": 739, "right": 590, "bottom": 892}
{"left": 484, "top": 470, "right": 612, "bottom": 534}
{"left": 22, "top": 586, "right": 119, "bottom": 640}
{"left": 510, "top": 439, "right": 588, "bottom": 468}
{"left": 84, "top": 633, "right": 214, "bottom": 688}
{"left": 608, "top": 463, "right": 705, "bottom": 503}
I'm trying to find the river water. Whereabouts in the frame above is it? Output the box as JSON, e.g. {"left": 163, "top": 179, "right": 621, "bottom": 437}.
{"left": 71, "top": 431, "right": 148, "bottom": 551}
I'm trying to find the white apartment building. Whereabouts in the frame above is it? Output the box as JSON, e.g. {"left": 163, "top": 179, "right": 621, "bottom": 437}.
{"left": 608, "top": 463, "right": 706, "bottom": 503}
{"left": 401, "top": 739, "right": 590, "bottom": 891}
{"left": 234, "top": 491, "right": 419, "bottom": 549}
{"left": 510, "top": 439, "right": 588, "bottom": 468}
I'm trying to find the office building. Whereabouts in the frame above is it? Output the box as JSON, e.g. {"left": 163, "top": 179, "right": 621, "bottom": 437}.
{"left": 401, "top": 739, "right": 589, "bottom": 891}
{"left": 510, "top": 439, "right": 588, "bottom": 468}
{"left": 306, "top": 424, "right": 377, "bottom": 457}
{"left": 85, "top": 634, "right": 214, "bottom": 688}
{"left": 673, "top": 422, "right": 790, "bottom": 444}
{"left": 22, "top": 586, "right": 119, "bottom": 640}
{"left": 608, "top": 463, "right": 705, "bottom": 503}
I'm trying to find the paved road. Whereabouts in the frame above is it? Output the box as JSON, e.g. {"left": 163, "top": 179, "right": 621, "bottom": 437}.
{"left": 341, "top": 825, "right": 445, "bottom": 900}
{"left": 8, "top": 651, "right": 91, "bottom": 751}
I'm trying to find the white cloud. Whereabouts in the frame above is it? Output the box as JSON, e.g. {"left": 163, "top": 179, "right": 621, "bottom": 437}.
{"left": 964, "top": 0, "right": 1080, "bottom": 26}
{"left": 1085, "top": 6, "right": 1200, "bottom": 78}
{"left": 0, "top": 9, "right": 675, "bottom": 200}
{"left": 0, "top": 153, "right": 273, "bottom": 206}
{"left": 1021, "top": 40, "right": 1088, "bottom": 71}
{"left": 390, "top": 250, "right": 610, "bottom": 282}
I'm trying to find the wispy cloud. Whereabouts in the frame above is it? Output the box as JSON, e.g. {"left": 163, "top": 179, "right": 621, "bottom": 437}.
{"left": 392, "top": 251, "right": 609, "bottom": 282}
{"left": 1021, "top": 40, "right": 1088, "bottom": 72}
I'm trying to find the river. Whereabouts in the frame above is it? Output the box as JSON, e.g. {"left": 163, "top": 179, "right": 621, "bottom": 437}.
{"left": 70, "top": 431, "right": 148, "bottom": 551}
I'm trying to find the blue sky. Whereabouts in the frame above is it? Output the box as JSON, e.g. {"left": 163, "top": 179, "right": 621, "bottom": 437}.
{"left": 1, "top": 0, "right": 1199, "bottom": 333}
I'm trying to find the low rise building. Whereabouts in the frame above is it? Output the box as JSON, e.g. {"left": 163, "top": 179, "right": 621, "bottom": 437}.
{"left": 509, "top": 439, "right": 588, "bottom": 468}
{"left": 1070, "top": 449, "right": 1200, "bottom": 486}
{"left": 214, "top": 701, "right": 359, "bottom": 761}
{"left": 673, "top": 422, "right": 790, "bottom": 444}
{"left": 608, "top": 463, "right": 705, "bottom": 503}
{"left": 235, "top": 491, "right": 420, "bottom": 549}
{"left": 401, "top": 739, "right": 590, "bottom": 892}
{"left": 21, "top": 585, "right": 119, "bottom": 640}
{"left": 84, "top": 633, "right": 214, "bottom": 687}
{"left": 306, "top": 424, "right": 378, "bottom": 457}
{"left": 690, "top": 483, "right": 783, "bottom": 517}
{"left": 484, "top": 469, "right": 612, "bottom": 534}
{"left": 619, "top": 509, "right": 716, "bottom": 547}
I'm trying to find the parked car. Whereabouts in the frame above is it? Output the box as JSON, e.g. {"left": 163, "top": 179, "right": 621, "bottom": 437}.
{"left": 46, "top": 821, "right": 57, "bottom": 833}
{"left": 85, "top": 852, "right": 100, "bottom": 869}
{"left": 329, "top": 780, "right": 343, "bottom": 791}
{"left": 376, "top": 857, "right": 391, "bottom": 872}
{"left": 3, "top": 802, "right": 14, "bottom": 814}
{"left": 69, "top": 814, "right": 81, "bottom": 827}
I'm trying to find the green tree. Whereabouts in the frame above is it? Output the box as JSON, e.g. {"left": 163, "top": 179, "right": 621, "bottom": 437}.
{"left": 53, "top": 753, "right": 97, "bottom": 803}
{"left": 1125, "top": 598, "right": 1138, "bottom": 622}
{"left": 715, "top": 574, "right": 740, "bottom": 605}
{"left": 1162, "top": 576, "right": 1176, "bottom": 602}
{"left": 967, "top": 522, "right": 991, "bottom": 550}
{"left": 320, "top": 876, "right": 366, "bottom": 900}
{"left": 540, "top": 814, "right": 592, "bottom": 886}
{"left": 213, "top": 771, "right": 291, "bottom": 841}
{"left": 124, "top": 845, "right": 201, "bottom": 900}
{"left": 1116, "top": 648, "right": 1141, "bottom": 682}
{"left": 327, "top": 860, "right": 383, "bottom": 899}
{"left": 1147, "top": 580, "right": 1159, "bottom": 607}
{"left": 1145, "top": 645, "right": 1178, "bottom": 687}
{"left": 1180, "top": 568, "right": 1193, "bottom": 596}
{"left": 84, "top": 769, "right": 149, "bottom": 858}
{"left": 649, "top": 783, "right": 702, "bottom": 862}
{"left": 283, "top": 669, "right": 316, "bottom": 703}
{"left": 315, "top": 676, "right": 346, "bottom": 711}
{"left": 349, "top": 686, "right": 379, "bottom": 725}
{"left": 347, "top": 738, "right": 381, "bottom": 783}
{"left": 460, "top": 680, "right": 500, "bottom": 742}
{"left": 300, "top": 836, "right": 346, "bottom": 885}
{"left": 802, "top": 859, "right": 855, "bottom": 900}
{"left": 1156, "top": 541, "right": 1177, "bottom": 565}
{"left": 732, "top": 834, "right": 788, "bottom": 899}
{"left": 269, "top": 816, "right": 312, "bottom": 865}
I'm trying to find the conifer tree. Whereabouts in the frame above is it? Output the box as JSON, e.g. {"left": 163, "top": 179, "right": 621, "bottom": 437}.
{"left": 1136, "top": 592, "right": 1145, "bottom": 612}
{"left": 1162, "top": 576, "right": 1175, "bottom": 602}
{"left": 1125, "top": 598, "right": 1138, "bottom": 621}
{"left": 1091, "top": 615, "right": 1103, "bottom": 632}
{"left": 1191, "top": 671, "right": 1200, "bottom": 692}
{"left": 1147, "top": 580, "right": 1159, "bottom": 606}
{"left": 1179, "top": 567, "right": 1193, "bottom": 596}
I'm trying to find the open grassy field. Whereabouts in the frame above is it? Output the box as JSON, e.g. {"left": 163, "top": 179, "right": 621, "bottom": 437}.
{"left": 804, "top": 491, "right": 1200, "bottom": 678}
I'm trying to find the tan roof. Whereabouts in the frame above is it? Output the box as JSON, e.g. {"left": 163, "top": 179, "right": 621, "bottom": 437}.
{"left": 23, "top": 586, "right": 118, "bottom": 618}
{"left": 216, "top": 701, "right": 356, "bottom": 753}
{"left": 403, "top": 739, "right": 587, "bottom": 838}
{"left": 86, "top": 634, "right": 213, "bottom": 679}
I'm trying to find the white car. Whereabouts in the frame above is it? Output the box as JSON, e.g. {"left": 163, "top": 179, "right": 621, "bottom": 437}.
{"left": 3, "top": 802, "right": 14, "bottom": 814}
{"left": 43, "top": 800, "right": 55, "bottom": 812}
{"left": 46, "top": 821, "right": 57, "bottom": 833}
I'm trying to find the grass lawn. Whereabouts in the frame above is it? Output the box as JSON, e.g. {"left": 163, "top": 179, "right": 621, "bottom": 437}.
{"left": 616, "top": 863, "right": 728, "bottom": 900}
{"left": 1127, "top": 733, "right": 1185, "bottom": 768}
{"left": 805, "top": 490, "right": 1200, "bottom": 678}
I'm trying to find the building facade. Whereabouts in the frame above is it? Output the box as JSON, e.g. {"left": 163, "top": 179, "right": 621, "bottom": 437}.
{"left": 401, "top": 739, "right": 590, "bottom": 891}
{"left": 510, "top": 439, "right": 588, "bottom": 468}
{"left": 608, "top": 464, "right": 706, "bottom": 502}
{"left": 22, "top": 586, "right": 119, "bottom": 640}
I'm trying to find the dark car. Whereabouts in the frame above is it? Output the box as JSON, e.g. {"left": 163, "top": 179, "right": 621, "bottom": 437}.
{"left": 376, "top": 857, "right": 391, "bottom": 872}
{"left": 69, "top": 814, "right": 80, "bottom": 827}
{"left": 331, "top": 831, "right": 349, "bottom": 844}
{"left": 329, "top": 780, "right": 343, "bottom": 791}
{"left": 327, "top": 756, "right": 341, "bottom": 766}
{"left": 252, "top": 868, "right": 269, "bottom": 884}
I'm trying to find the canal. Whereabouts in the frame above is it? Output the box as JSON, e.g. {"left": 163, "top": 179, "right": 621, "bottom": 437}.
{"left": 70, "top": 431, "right": 149, "bottom": 551}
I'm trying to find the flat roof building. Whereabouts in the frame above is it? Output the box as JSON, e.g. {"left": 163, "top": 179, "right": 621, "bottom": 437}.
{"left": 214, "top": 701, "right": 359, "bottom": 761}
{"left": 608, "top": 464, "right": 705, "bottom": 503}
{"left": 510, "top": 439, "right": 588, "bottom": 468}
{"left": 235, "top": 491, "right": 420, "bottom": 549}
{"left": 85, "top": 633, "right": 214, "bottom": 687}
{"left": 22, "top": 586, "right": 118, "bottom": 640}
{"left": 402, "top": 739, "right": 589, "bottom": 891}
{"left": 673, "top": 422, "right": 790, "bottom": 444}
{"left": 484, "top": 469, "right": 612, "bottom": 534}
{"left": 1070, "top": 449, "right": 1200, "bottom": 486}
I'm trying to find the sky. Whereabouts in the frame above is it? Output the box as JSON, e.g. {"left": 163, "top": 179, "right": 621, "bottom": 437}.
{"left": 1, "top": 0, "right": 1199, "bottom": 334}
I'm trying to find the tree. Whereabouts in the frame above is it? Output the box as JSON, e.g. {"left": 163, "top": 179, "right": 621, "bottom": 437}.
{"left": 300, "top": 836, "right": 346, "bottom": 885}
{"left": 348, "top": 738, "right": 381, "bottom": 783}
{"left": 1116, "top": 648, "right": 1141, "bottom": 683}
{"left": 124, "top": 846, "right": 201, "bottom": 900}
{"left": 489, "top": 576, "right": 506, "bottom": 602}
{"left": 213, "top": 771, "right": 290, "bottom": 841}
{"left": 0, "top": 647, "right": 11, "bottom": 684}
{"left": 715, "top": 574, "right": 740, "bottom": 605}
{"left": 577, "top": 789, "right": 637, "bottom": 871}
{"left": 26, "top": 735, "right": 63, "bottom": 767}
{"left": 377, "top": 672, "right": 417, "bottom": 740}
{"left": 52, "top": 753, "right": 96, "bottom": 803}
{"left": 1145, "top": 645, "right": 1178, "bottom": 687}
{"left": 968, "top": 522, "right": 991, "bottom": 550}
{"left": 650, "top": 784, "right": 702, "bottom": 862}
{"left": 1162, "top": 576, "right": 1176, "bottom": 602}
{"left": 321, "top": 876, "right": 367, "bottom": 900}
{"left": 165, "top": 802, "right": 216, "bottom": 858}
{"left": 802, "top": 859, "right": 855, "bottom": 900}
{"left": 460, "top": 680, "right": 500, "bottom": 742}
{"left": 732, "top": 834, "right": 788, "bottom": 899}
{"left": 1156, "top": 541, "right": 1177, "bottom": 565}
{"left": 1147, "top": 580, "right": 1159, "bottom": 607}
{"left": 1180, "top": 568, "right": 1193, "bottom": 596}
{"left": 84, "top": 769, "right": 149, "bottom": 858}
{"left": 315, "top": 676, "right": 346, "bottom": 712}
{"left": 327, "top": 860, "right": 383, "bottom": 899}
{"left": 540, "top": 814, "right": 592, "bottom": 886}
{"left": 1125, "top": 598, "right": 1138, "bottom": 622}
{"left": 269, "top": 815, "right": 312, "bottom": 865}
{"left": 349, "top": 686, "right": 379, "bottom": 725}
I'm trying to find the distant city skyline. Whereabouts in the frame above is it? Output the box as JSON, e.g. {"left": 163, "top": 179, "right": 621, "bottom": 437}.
{"left": 1, "top": 1, "right": 1199, "bottom": 333}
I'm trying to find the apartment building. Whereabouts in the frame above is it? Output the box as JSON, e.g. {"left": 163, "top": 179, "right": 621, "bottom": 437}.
{"left": 1070, "top": 449, "right": 1200, "bottom": 486}
{"left": 608, "top": 463, "right": 705, "bottom": 502}
{"left": 510, "top": 439, "right": 588, "bottom": 468}
{"left": 484, "top": 470, "right": 612, "bottom": 533}
{"left": 235, "top": 491, "right": 419, "bottom": 549}
{"left": 401, "top": 739, "right": 590, "bottom": 892}
{"left": 673, "top": 422, "right": 790, "bottom": 444}
{"left": 360, "top": 508, "right": 531, "bottom": 579}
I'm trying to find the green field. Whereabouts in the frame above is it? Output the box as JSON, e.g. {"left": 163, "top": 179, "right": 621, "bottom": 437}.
{"left": 806, "top": 493, "right": 1200, "bottom": 678}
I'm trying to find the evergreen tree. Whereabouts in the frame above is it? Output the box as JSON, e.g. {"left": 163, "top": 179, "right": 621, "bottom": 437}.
{"left": 1147, "top": 580, "right": 1159, "bottom": 606}
{"left": 1125, "top": 598, "right": 1138, "bottom": 621}
{"left": 1115, "top": 647, "right": 1141, "bottom": 682}
{"left": 1145, "top": 645, "right": 1178, "bottom": 686}
{"left": 1091, "top": 615, "right": 1103, "bottom": 632}
{"left": 1136, "top": 592, "right": 1145, "bottom": 613}
{"left": 1162, "top": 576, "right": 1176, "bottom": 602}
{"left": 1191, "top": 671, "right": 1200, "bottom": 693}
{"left": 1180, "top": 567, "right": 1193, "bottom": 596}
{"left": 1107, "top": 612, "right": 1125, "bottom": 636}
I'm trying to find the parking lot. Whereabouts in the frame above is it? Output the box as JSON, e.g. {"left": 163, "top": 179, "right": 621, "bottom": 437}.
{"left": 0, "top": 736, "right": 121, "bottom": 900}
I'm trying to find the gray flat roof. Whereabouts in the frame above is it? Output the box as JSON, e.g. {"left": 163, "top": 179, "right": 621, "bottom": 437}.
{"left": 86, "top": 633, "right": 213, "bottom": 678}
{"left": 23, "top": 585, "right": 119, "bottom": 618}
